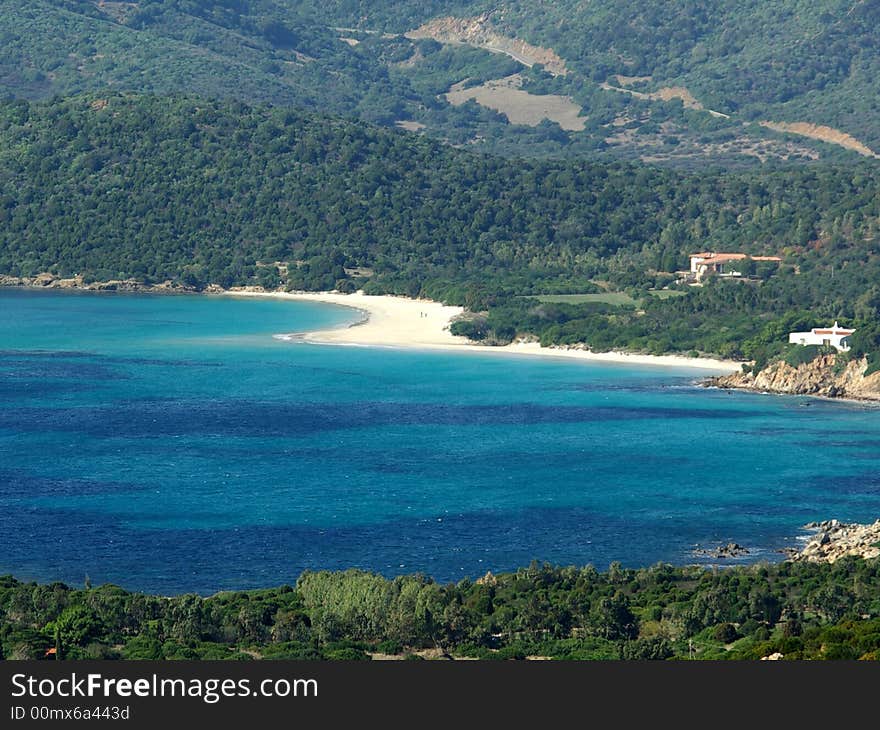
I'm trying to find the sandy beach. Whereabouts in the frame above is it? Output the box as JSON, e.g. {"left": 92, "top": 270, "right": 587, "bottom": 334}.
{"left": 225, "top": 289, "right": 742, "bottom": 372}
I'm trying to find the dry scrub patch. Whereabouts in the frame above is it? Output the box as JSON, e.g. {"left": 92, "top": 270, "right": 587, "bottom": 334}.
{"left": 759, "top": 121, "right": 879, "bottom": 158}
{"left": 445, "top": 74, "right": 585, "bottom": 131}
{"left": 395, "top": 120, "right": 426, "bottom": 132}
{"left": 407, "top": 15, "right": 568, "bottom": 76}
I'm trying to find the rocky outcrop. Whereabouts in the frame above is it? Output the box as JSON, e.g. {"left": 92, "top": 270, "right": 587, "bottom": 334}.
{"left": 0, "top": 273, "right": 289, "bottom": 294}
{"left": 692, "top": 542, "right": 750, "bottom": 559}
{"left": 0, "top": 273, "right": 282, "bottom": 294}
{"left": 0, "top": 273, "right": 201, "bottom": 292}
{"left": 787, "top": 519, "right": 880, "bottom": 564}
{"left": 707, "top": 354, "right": 880, "bottom": 402}
{"left": 476, "top": 571, "right": 497, "bottom": 586}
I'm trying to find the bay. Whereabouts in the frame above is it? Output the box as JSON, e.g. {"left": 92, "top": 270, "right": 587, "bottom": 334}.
{"left": 2, "top": 288, "right": 879, "bottom": 594}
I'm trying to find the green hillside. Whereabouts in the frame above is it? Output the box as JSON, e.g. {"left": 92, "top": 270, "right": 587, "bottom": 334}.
{"left": 2, "top": 94, "right": 880, "bottom": 362}
{"left": 3, "top": 1, "right": 879, "bottom": 164}
{"left": 296, "top": 0, "right": 880, "bottom": 151}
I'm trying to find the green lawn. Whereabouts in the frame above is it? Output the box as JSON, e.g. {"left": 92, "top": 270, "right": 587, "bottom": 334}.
{"left": 647, "top": 289, "right": 687, "bottom": 299}
{"left": 531, "top": 290, "right": 685, "bottom": 306}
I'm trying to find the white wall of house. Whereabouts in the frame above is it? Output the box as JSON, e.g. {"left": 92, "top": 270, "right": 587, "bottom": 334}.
{"left": 788, "top": 323, "right": 854, "bottom": 352}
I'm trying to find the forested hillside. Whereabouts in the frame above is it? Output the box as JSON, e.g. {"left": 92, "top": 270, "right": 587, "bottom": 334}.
{"left": 2, "top": 94, "right": 880, "bottom": 360}
{"left": 297, "top": 0, "right": 880, "bottom": 153}
{"left": 3, "top": 558, "right": 880, "bottom": 660}
{"left": 3, "top": 1, "right": 879, "bottom": 163}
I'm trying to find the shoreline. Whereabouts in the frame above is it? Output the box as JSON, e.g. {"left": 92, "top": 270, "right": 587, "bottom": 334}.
{"left": 704, "top": 357, "right": 880, "bottom": 405}
{"left": 0, "top": 277, "right": 740, "bottom": 372}
{"left": 223, "top": 289, "right": 743, "bottom": 373}
{"left": 785, "top": 519, "right": 880, "bottom": 563}
{"left": 704, "top": 382, "right": 880, "bottom": 407}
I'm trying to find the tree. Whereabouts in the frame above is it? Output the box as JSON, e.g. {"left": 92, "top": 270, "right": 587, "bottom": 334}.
{"left": 46, "top": 606, "right": 101, "bottom": 658}
{"left": 591, "top": 592, "right": 639, "bottom": 640}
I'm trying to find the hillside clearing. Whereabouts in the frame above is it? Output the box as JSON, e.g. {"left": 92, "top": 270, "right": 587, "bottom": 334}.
{"left": 445, "top": 74, "right": 585, "bottom": 131}
{"left": 406, "top": 15, "right": 568, "bottom": 75}
{"left": 600, "top": 82, "right": 730, "bottom": 119}
{"left": 759, "top": 121, "right": 879, "bottom": 158}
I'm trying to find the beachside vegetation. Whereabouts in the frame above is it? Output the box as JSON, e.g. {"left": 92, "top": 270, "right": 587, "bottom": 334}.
{"left": 3, "top": 557, "right": 880, "bottom": 660}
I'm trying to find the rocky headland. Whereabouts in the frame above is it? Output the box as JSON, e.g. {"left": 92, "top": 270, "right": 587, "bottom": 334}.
{"left": 706, "top": 353, "right": 880, "bottom": 402}
{"left": 785, "top": 519, "right": 880, "bottom": 563}
{"left": 693, "top": 520, "right": 880, "bottom": 565}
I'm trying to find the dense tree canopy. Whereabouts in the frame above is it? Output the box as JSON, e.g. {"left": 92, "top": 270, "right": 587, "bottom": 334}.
{"left": 3, "top": 558, "right": 880, "bottom": 660}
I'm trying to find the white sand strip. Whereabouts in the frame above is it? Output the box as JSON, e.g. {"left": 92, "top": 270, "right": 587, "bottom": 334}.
{"left": 224, "top": 290, "right": 742, "bottom": 373}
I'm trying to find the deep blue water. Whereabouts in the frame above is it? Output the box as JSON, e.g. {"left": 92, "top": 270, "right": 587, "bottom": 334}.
{"left": 2, "top": 288, "right": 880, "bottom": 594}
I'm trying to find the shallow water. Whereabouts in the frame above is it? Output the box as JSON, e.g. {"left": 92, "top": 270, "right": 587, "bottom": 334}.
{"left": 2, "top": 288, "right": 879, "bottom": 594}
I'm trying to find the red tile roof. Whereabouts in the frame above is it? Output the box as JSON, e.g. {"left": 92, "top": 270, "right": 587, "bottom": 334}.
{"left": 691, "top": 253, "right": 782, "bottom": 263}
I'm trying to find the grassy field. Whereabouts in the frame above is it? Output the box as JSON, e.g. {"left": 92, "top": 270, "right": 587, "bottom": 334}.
{"left": 531, "top": 290, "right": 685, "bottom": 306}
{"left": 646, "top": 289, "right": 688, "bottom": 299}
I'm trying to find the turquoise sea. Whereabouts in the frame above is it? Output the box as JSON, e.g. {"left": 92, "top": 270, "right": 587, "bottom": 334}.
{"left": 2, "top": 288, "right": 880, "bottom": 594}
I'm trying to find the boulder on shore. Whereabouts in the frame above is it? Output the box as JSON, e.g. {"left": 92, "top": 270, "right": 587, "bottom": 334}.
{"left": 789, "top": 519, "right": 880, "bottom": 563}
{"left": 692, "top": 542, "right": 750, "bottom": 559}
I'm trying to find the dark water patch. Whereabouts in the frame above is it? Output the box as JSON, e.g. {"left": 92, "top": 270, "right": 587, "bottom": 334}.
{"left": 0, "top": 380, "right": 95, "bottom": 399}
{"left": 364, "top": 447, "right": 690, "bottom": 477}
{"left": 107, "top": 356, "right": 224, "bottom": 369}
{"left": 0, "top": 350, "right": 96, "bottom": 360}
{"left": 802, "top": 428, "right": 880, "bottom": 438}
{"left": 543, "top": 381, "right": 677, "bottom": 394}
{"left": 803, "top": 472, "right": 880, "bottom": 496}
{"left": 0, "top": 470, "right": 146, "bottom": 498}
{"left": 743, "top": 427, "right": 799, "bottom": 436}
{"left": 0, "top": 353, "right": 126, "bottom": 399}
{"left": 284, "top": 362, "right": 398, "bottom": 383}
{"left": 0, "top": 400, "right": 760, "bottom": 439}
{"left": 0, "top": 349, "right": 225, "bottom": 370}
{"left": 0, "top": 359, "right": 126, "bottom": 382}
{"left": 368, "top": 459, "right": 414, "bottom": 475}
{"left": 698, "top": 501, "right": 822, "bottom": 520}
{"left": 842, "top": 452, "right": 880, "bottom": 461}
{"left": 0, "top": 504, "right": 794, "bottom": 595}
{"left": 801, "top": 439, "right": 880, "bottom": 449}
{"left": 142, "top": 441, "right": 347, "bottom": 461}
{"left": 799, "top": 439, "right": 880, "bottom": 459}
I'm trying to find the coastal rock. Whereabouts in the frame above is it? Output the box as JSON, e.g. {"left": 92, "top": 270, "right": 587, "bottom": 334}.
{"left": 0, "top": 272, "right": 199, "bottom": 293}
{"left": 692, "top": 542, "right": 750, "bottom": 559}
{"left": 706, "top": 354, "right": 880, "bottom": 402}
{"left": 227, "top": 285, "right": 268, "bottom": 293}
{"left": 788, "top": 519, "right": 880, "bottom": 563}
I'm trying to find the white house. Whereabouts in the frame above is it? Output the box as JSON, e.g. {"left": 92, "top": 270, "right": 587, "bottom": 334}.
{"left": 788, "top": 322, "right": 855, "bottom": 352}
